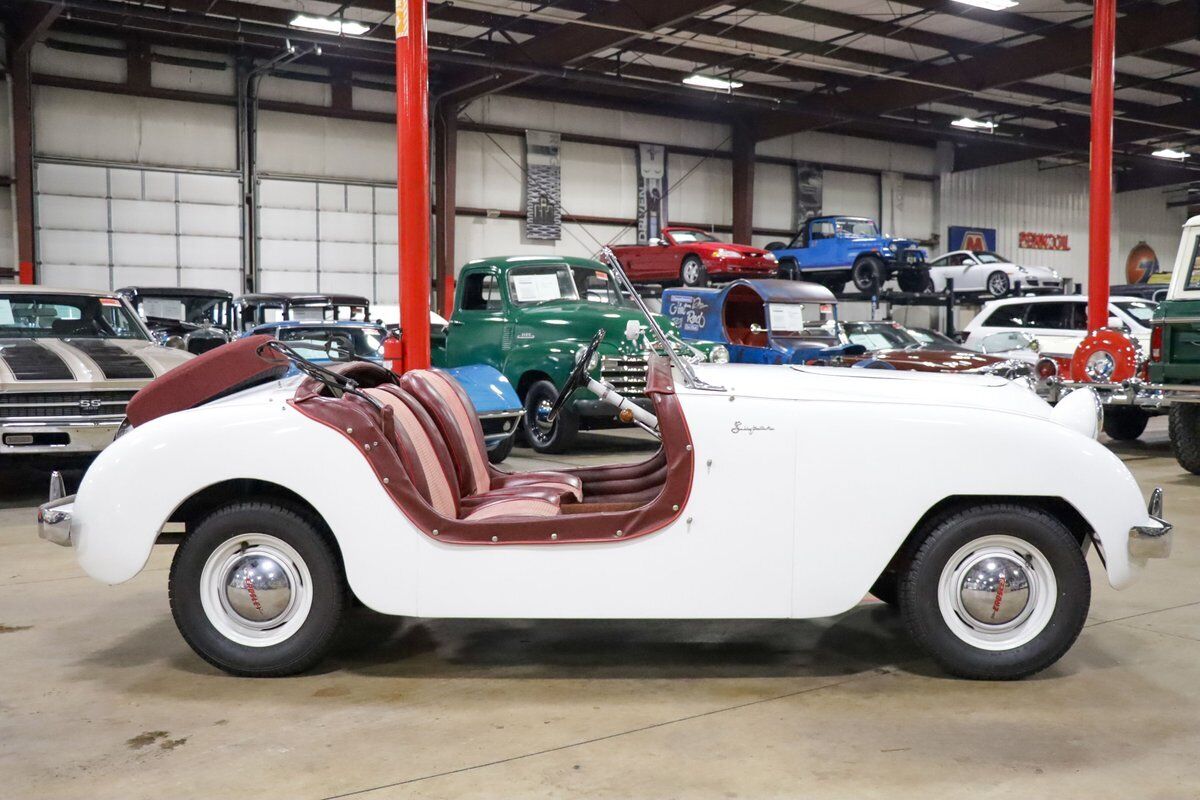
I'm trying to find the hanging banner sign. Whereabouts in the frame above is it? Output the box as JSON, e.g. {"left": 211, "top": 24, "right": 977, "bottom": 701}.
{"left": 1018, "top": 231, "right": 1070, "bottom": 251}
{"left": 948, "top": 226, "right": 997, "bottom": 252}
{"left": 793, "top": 162, "right": 823, "bottom": 231}
{"left": 637, "top": 144, "right": 667, "bottom": 244}
{"left": 525, "top": 130, "right": 562, "bottom": 240}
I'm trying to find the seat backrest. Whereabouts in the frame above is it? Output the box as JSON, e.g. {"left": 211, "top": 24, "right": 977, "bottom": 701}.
{"left": 364, "top": 386, "right": 460, "bottom": 519}
{"left": 398, "top": 369, "right": 492, "bottom": 497}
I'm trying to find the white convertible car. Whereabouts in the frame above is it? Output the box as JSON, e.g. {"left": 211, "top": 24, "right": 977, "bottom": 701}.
{"left": 37, "top": 254, "right": 1172, "bottom": 680}
{"left": 927, "top": 250, "right": 1062, "bottom": 296}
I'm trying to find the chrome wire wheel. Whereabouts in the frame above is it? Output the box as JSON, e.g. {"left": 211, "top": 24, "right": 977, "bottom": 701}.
{"left": 987, "top": 271, "right": 1011, "bottom": 297}
{"left": 936, "top": 534, "right": 1057, "bottom": 652}
{"left": 199, "top": 533, "right": 313, "bottom": 648}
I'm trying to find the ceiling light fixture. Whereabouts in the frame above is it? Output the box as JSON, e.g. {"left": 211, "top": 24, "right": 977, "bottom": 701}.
{"left": 951, "top": 0, "right": 1019, "bottom": 10}
{"left": 682, "top": 74, "right": 743, "bottom": 91}
{"left": 1152, "top": 148, "right": 1190, "bottom": 160}
{"left": 290, "top": 14, "right": 370, "bottom": 36}
{"left": 951, "top": 117, "right": 998, "bottom": 132}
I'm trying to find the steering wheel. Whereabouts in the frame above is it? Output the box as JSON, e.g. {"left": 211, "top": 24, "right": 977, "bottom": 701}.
{"left": 546, "top": 329, "right": 605, "bottom": 423}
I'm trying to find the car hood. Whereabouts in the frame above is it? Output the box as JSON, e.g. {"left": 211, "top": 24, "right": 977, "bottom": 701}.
{"left": 863, "top": 348, "right": 1003, "bottom": 372}
{"left": 516, "top": 302, "right": 677, "bottom": 345}
{"left": 442, "top": 363, "right": 521, "bottom": 413}
{"left": 690, "top": 361, "right": 1051, "bottom": 418}
{"left": 0, "top": 337, "right": 192, "bottom": 387}
{"left": 692, "top": 242, "right": 770, "bottom": 258}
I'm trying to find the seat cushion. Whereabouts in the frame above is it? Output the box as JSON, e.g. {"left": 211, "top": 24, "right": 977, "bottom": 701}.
{"left": 490, "top": 471, "right": 583, "bottom": 502}
{"left": 464, "top": 496, "right": 560, "bottom": 521}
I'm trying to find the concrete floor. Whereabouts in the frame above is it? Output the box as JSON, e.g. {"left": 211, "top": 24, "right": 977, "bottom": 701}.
{"left": 2, "top": 422, "right": 1199, "bottom": 799}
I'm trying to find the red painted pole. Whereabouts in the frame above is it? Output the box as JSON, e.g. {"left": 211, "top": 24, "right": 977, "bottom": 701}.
{"left": 395, "top": 0, "right": 431, "bottom": 370}
{"left": 1086, "top": 0, "right": 1116, "bottom": 332}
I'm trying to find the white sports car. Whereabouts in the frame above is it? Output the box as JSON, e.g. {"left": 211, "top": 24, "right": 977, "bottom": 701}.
{"left": 1, "top": 286, "right": 192, "bottom": 456}
{"left": 37, "top": 254, "right": 1172, "bottom": 681}
{"left": 927, "top": 250, "right": 1062, "bottom": 296}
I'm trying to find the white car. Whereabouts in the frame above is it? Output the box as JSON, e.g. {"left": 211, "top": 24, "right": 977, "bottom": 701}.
{"left": 1, "top": 286, "right": 192, "bottom": 456}
{"left": 927, "top": 250, "right": 1062, "bottom": 296}
{"left": 37, "top": 255, "right": 1172, "bottom": 681}
{"left": 961, "top": 294, "right": 1157, "bottom": 357}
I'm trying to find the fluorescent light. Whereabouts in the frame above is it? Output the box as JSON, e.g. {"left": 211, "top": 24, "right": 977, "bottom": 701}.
{"left": 290, "top": 14, "right": 370, "bottom": 36}
{"left": 683, "top": 74, "right": 743, "bottom": 91}
{"left": 951, "top": 116, "right": 998, "bottom": 131}
{"left": 1152, "top": 147, "right": 1190, "bottom": 160}
{"left": 951, "top": 0, "right": 1019, "bottom": 10}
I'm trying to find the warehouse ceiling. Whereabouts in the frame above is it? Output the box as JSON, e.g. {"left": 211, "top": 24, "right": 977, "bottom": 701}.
{"left": 8, "top": 0, "right": 1200, "bottom": 192}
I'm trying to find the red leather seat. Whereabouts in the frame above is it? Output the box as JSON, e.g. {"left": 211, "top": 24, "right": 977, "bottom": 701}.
{"left": 364, "top": 386, "right": 563, "bottom": 521}
{"left": 398, "top": 369, "right": 584, "bottom": 503}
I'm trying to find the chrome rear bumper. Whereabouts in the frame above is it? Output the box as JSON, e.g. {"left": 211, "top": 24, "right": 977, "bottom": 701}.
{"left": 1129, "top": 487, "right": 1173, "bottom": 559}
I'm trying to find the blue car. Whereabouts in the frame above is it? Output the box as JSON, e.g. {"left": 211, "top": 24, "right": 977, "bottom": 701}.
{"left": 767, "top": 215, "right": 929, "bottom": 296}
{"left": 662, "top": 279, "right": 862, "bottom": 365}
{"left": 244, "top": 320, "right": 523, "bottom": 462}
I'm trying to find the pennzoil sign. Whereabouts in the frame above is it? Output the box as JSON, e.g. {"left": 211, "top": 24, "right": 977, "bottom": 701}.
{"left": 1018, "top": 231, "right": 1070, "bottom": 251}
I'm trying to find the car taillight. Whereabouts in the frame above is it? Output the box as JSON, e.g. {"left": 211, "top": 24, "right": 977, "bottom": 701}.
{"left": 1150, "top": 324, "right": 1163, "bottom": 363}
{"left": 1035, "top": 357, "right": 1058, "bottom": 380}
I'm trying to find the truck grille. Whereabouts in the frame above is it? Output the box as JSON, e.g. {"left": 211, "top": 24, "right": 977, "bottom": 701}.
{"left": 600, "top": 355, "right": 649, "bottom": 396}
{"left": 0, "top": 390, "right": 137, "bottom": 420}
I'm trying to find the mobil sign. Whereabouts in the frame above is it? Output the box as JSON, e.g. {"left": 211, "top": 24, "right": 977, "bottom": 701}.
{"left": 948, "top": 226, "right": 996, "bottom": 252}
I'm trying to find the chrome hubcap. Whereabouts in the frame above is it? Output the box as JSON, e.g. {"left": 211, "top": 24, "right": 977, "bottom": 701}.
{"left": 684, "top": 263, "right": 698, "bottom": 283}
{"left": 957, "top": 554, "right": 1032, "bottom": 626}
{"left": 989, "top": 275, "right": 1007, "bottom": 294}
{"left": 222, "top": 552, "right": 295, "bottom": 627}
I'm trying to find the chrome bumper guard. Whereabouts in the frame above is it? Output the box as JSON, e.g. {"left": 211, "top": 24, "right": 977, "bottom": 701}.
{"left": 36, "top": 470, "right": 74, "bottom": 547}
{"left": 1129, "top": 487, "right": 1173, "bottom": 560}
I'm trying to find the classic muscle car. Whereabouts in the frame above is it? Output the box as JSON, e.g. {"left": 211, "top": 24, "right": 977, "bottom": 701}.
{"left": 662, "top": 279, "right": 863, "bottom": 364}
{"left": 37, "top": 248, "right": 1173, "bottom": 681}
{"left": 0, "top": 286, "right": 192, "bottom": 456}
{"left": 608, "top": 227, "right": 778, "bottom": 287}
{"left": 767, "top": 215, "right": 928, "bottom": 296}
{"left": 435, "top": 255, "right": 722, "bottom": 453}
{"left": 245, "top": 319, "right": 523, "bottom": 461}
{"left": 234, "top": 292, "right": 372, "bottom": 331}
{"left": 817, "top": 320, "right": 1034, "bottom": 379}
{"left": 925, "top": 251, "right": 1062, "bottom": 297}
{"left": 117, "top": 286, "right": 234, "bottom": 355}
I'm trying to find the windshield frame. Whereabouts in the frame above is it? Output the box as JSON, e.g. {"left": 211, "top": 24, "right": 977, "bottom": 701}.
{"left": 506, "top": 264, "right": 582, "bottom": 307}
{"left": 667, "top": 229, "right": 721, "bottom": 245}
{"left": 0, "top": 293, "right": 152, "bottom": 341}
{"left": 836, "top": 218, "right": 880, "bottom": 239}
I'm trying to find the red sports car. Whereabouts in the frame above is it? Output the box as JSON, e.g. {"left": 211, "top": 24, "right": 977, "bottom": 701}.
{"left": 608, "top": 227, "right": 778, "bottom": 287}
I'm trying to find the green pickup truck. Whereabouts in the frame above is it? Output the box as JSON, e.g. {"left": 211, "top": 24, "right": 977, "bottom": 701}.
{"left": 433, "top": 255, "right": 724, "bottom": 453}
{"left": 1149, "top": 214, "right": 1200, "bottom": 472}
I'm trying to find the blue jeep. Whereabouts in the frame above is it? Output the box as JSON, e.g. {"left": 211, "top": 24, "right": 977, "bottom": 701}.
{"left": 767, "top": 215, "right": 929, "bottom": 296}
{"left": 662, "top": 279, "right": 863, "bottom": 365}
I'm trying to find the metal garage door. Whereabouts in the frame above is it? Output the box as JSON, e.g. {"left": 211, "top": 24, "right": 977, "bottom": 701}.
{"left": 257, "top": 179, "right": 398, "bottom": 304}
{"left": 35, "top": 161, "right": 243, "bottom": 293}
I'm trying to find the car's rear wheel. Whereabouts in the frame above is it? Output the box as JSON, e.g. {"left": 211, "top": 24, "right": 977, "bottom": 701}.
{"left": 1169, "top": 404, "right": 1200, "bottom": 474}
{"left": 1103, "top": 406, "right": 1150, "bottom": 441}
{"left": 900, "top": 504, "right": 1089, "bottom": 680}
{"left": 897, "top": 270, "right": 933, "bottom": 293}
{"left": 487, "top": 434, "right": 515, "bottom": 463}
{"left": 169, "top": 502, "right": 347, "bottom": 677}
{"left": 851, "top": 257, "right": 886, "bottom": 296}
{"left": 522, "top": 379, "right": 579, "bottom": 454}
{"left": 986, "top": 271, "right": 1012, "bottom": 297}
{"left": 680, "top": 256, "right": 708, "bottom": 287}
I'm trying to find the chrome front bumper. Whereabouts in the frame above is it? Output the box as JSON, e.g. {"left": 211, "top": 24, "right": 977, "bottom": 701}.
{"left": 36, "top": 471, "right": 75, "bottom": 547}
{"left": 1129, "top": 487, "right": 1173, "bottom": 559}
{"left": 2, "top": 417, "right": 122, "bottom": 455}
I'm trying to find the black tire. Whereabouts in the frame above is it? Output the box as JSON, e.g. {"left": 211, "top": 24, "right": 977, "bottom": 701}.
{"left": 1169, "top": 404, "right": 1200, "bottom": 474}
{"left": 1103, "top": 406, "right": 1150, "bottom": 441}
{"left": 986, "top": 270, "right": 1011, "bottom": 298}
{"left": 778, "top": 258, "right": 799, "bottom": 281}
{"left": 899, "top": 504, "right": 1089, "bottom": 680}
{"left": 487, "top": 434, "right": 515, "bottom": 463}
{"left": 680, "top": 255, "right": 708, "bottom": 287}
{"left": 169, "top": 502, "right": 348, "bottom": 677}
{"left": 851, "top": 256, "right": 886, "bottom": 296}
{"left": 897, "top": 270, "right": 933, "bottom": 293}
{"left": 522, "top": 379, "right": 579, "bottom": 454}
{"left": 869, "top": 573, "right": 900, "bottom": 607}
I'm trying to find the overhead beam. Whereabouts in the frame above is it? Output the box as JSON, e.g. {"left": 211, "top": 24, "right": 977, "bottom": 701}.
{"left": 756, "top": 0, "right": 1200, "bottom": 141}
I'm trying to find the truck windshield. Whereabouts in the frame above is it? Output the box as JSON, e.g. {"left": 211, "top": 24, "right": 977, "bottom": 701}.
{"left": 572, "top": 266, "right": 633, "bottom": 307}
{"left": 0, "top": 294, "right": 149, "bottom": 340}
{"left": 837, "top": 219, "right": 879, "bottom": 238}
{"left": 669, "top": 230, "right": 720, "bottom": 244}
{"left": 139, "top": 294, "right": 233, "bottom": 328}
{"left": 507, "top": 265, "right": 580, "bottom": 305}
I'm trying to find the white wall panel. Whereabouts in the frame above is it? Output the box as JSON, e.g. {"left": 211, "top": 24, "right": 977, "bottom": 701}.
{"left": 34, "top": 87, "right": 236, "bottom": 170}
{"left": 1115, "top": 187, "right": 1190, "bottom": 283}
{"left": 758, "top": 129, "right": 937, "bottom": 176}
{"left": 152, "top": 49, "right": 236, "bottom": 96}
{"left": 560, "top": 141, "right": 637, "bottom": 218}
{"left": 667, "top": 153, "right": 731, "bottom": 227}
{"left": 256, "top": 111, "right": 395, "bottom": 183}
{"left": 40, "top": 263, "right": 110, "bottom": 290}
{"left": 456, "top": 131, "right": 524, "bottom": 210}
{"left": 38, "top": 195, "right": 108, "bottom": 231}
{"left": 754, "top": 162, "right": 793, "bottom": 232}
{"left": 823, "top": 171, "right": 880, "bottom": 220}
{"left": 32, "top": 40, "right": 125, "bottom": 83}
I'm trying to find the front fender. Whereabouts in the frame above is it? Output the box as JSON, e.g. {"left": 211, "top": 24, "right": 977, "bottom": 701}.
{"left": 71, "top": 395, "right": 421, "bottom": 613}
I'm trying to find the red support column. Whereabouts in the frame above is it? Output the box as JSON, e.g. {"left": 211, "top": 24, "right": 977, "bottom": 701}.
{"left": 395, "top": 0, "right": 431, "bottom": 370}
{"left": 1087, "top": 0, "right": 1116, "bottom": 332}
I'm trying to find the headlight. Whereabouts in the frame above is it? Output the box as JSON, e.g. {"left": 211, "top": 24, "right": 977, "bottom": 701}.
{"left": 709, "top": 345, "right": 730, "bottom": 364}
{"left": 1051, "top": 270, "right": 1060, "bottom": 279}
{"left": 764, "top": 252, "right": 777, "bottom": 262}
{"left": 713, "top": 249, "right": 740, "bottom": 259}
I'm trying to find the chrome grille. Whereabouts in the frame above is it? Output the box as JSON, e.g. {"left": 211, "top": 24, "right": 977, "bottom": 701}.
{"left": 0, "top": 390, "right": 137, "bottom": 420}
{"left": 600, "top": 355, "right": 649, "bottom": 396}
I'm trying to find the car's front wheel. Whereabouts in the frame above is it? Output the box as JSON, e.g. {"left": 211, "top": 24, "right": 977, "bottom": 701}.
{"left": 169, "top": 502, "right": 348, "bottom": 677}
{"left": 986, "top": 271, "right": 1012, "bottom": 297}
{"left": 900, "top": 504, "right": 1089, "bottom": 680}
{"left": 522, "top": 379, "right": 579, "bottom": 453}
{"left": 852, "top": 256, "right": 886, "bottom": 296}
{"left": 1169, "top": 403, "right": 1200, "bottom": 474}
{"left": 680, "top": 256, "right": 708, "bottom": 287}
